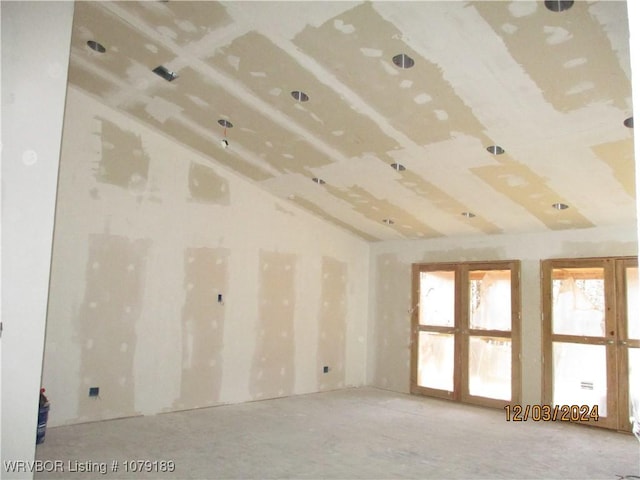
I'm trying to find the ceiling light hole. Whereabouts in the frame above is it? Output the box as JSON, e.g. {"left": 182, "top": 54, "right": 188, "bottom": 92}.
{"left": 291, "top": 91, "right": 309, "bottom": 102}
{"left": 87, "top": 40, "right": 106, "bottom": 53}
{"left": 624, "top": 116, "right": 634, "bottom": 128}
{"left": 461, "top": 212, "right": 476, "bottom": 218}
{"left": 544, "top": 0, "right": 574, "bottom": 12}
{"left": 392, "top": 54, "right": 414, "bottom": 69}
{"left": 312, "top": 177, "right": 325, "bottom": 185}
{"left": 486, "top": 145, "right": 505, "bottom": 155}
{"left": 218, "top": 119, "right": 233, "bottom": 128}
{"left": 382, "top": 218, "right": 395, "bottom": 225}
{"left": 390, "top": 163, "right": 406, "bottom": 172}
{"left": 152, "top": 65, "right": 178, "bottom": 82}
{"left": 552, "top": 203, "right": 569, "bottom": 210}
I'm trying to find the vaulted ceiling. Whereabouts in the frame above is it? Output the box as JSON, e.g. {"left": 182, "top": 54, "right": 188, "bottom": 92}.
{"left": 67, "top": 1, "right": 635, "bottom": 241}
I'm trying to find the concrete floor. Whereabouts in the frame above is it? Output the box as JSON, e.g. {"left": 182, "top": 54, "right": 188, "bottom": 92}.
{"left": 35, "top": 387, "right": 639, "bottom": 479}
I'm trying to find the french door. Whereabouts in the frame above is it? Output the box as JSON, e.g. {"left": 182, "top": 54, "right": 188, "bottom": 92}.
{"left": 411, "top": 261, "right": 521, "bottom": 408}
{"left": 542, "top": 257, "right": 639, "bottom": 431}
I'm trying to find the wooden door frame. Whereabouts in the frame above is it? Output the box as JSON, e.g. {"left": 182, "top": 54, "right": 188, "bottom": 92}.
{"left": 410, "top": 262, "right": 459, "bottom": 401}
{"left": 615, "top": 257, "right": 639, "bottom": 431}
{"left": 411, "top": 260, "right": 521, "bottom": 408}
{"left": 541, "top": 256, "right": 637, "bottom": 431}
{"left": 461, "top": 261, "right": 522, "bottom": 409}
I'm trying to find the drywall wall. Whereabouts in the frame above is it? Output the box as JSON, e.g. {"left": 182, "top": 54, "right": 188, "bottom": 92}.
{"left": 1, "top": 2, "right": 74, "bottom": 474}
{"left": 368, "top": 225, "right": 638, "bottom": 405}
{"left": 41, "top": 87, "right": 369, "bottom": 426}
{"left": 630, "top": 0, "right": 640, "bottom": 435}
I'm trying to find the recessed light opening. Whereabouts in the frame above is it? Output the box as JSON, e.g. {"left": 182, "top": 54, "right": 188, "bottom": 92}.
{"left": 392, "top": 54, "right": 414, "bottom": 69}
{"left": 390, "top": 163, "right": 406, "bottom": 171}
{"left": 461, "top": 212, "right": 476, "bottom": 218}
{"left": 312, "top": 177, "right": 325, "bottom": 185}
{"left": 624, "top": 116, "right": 634, "bottom": 128}
{"left": 552, "top": 203, "right": 569, "bottom": 210}
{"left": 87, "top": 40, "right": 106, "bottom": 53}
{"left": 152, "top": 65, "right": 178, "bottom": 82}
{"left": 486, "top": 145, "right": 505, "bottom": 155}
{"left": 291, "top": 91, "right": 309, "bottom": 102}
{"left": 382, "top": 218, "right": 395, "bottom": 225}
{"left": 218, "top": 119, "right": 233, "bottom": 128}
{"left": 544, "top": 0, "right": 574, "bottom": 12}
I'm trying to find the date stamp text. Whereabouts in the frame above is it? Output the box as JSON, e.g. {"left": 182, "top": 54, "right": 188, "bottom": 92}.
{"left": 504, "top": 404, "right": 599, "bottom": 422}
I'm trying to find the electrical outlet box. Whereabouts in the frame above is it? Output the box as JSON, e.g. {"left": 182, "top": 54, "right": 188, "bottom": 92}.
{"left": 323, "top": 366, "right": 329, "bottom": 373}
{"left": 89, "top": 387, "right": 99, "bottom": 397}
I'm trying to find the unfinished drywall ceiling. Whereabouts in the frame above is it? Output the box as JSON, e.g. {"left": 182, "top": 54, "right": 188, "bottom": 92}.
{"left": 67, "top": 1, "right": 635, "bottom": 241}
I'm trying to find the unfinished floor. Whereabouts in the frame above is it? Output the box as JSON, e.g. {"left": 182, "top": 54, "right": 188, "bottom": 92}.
{"left": 35, "top": 387, "right": 638, "bottom": 479}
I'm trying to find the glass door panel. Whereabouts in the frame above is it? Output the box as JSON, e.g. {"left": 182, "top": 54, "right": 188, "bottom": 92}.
{"left": 626, "top": 267, "right": 639, "bottom": 340}
{"left": 552, "top": 268, "right": 605, "bottom": 337}
{"left": 469, "top": 270, "right": 511, "bottom": 331}
{"left": 629, "top": 348, "right": 640, "bottom": 428}
{"left": 419, "top": 271, "right": 455, "bottom": 327}
{"left": 417, "top": 332, "right": 454, "bottom": 391}
{"left": 552, "top": 342, "right": 608, "bottom": 417}
{"left": 468, "top": 336, "right": 511, "bottom": 400}
{"left": 413, "top": 266, "right": 457, "bottom": 400}
{"left": 546, "top": 263, "right": 610, "bottom": 427}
